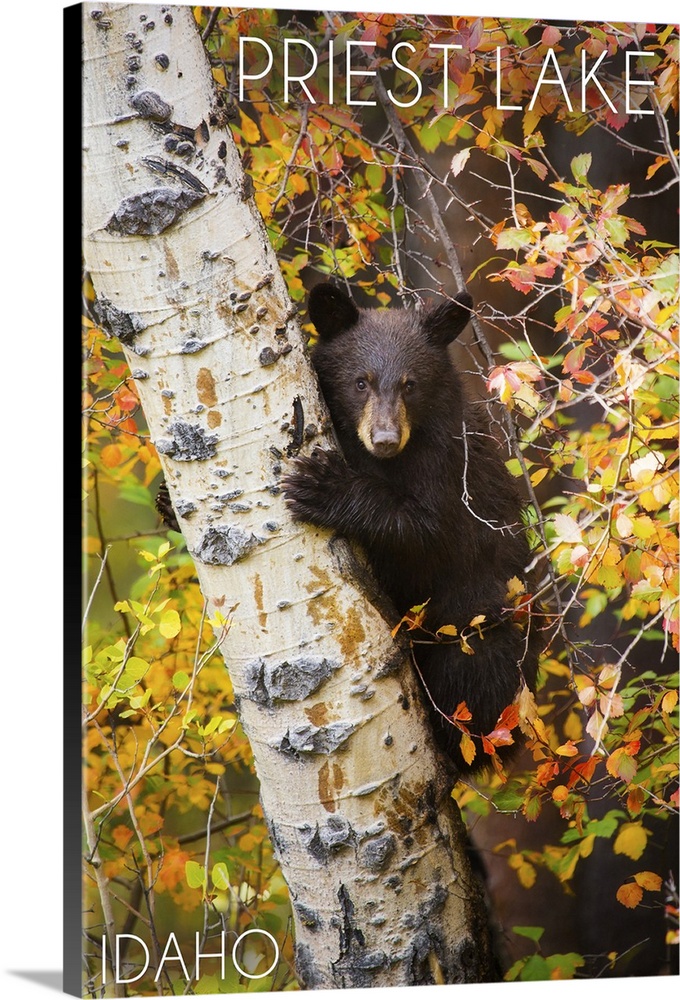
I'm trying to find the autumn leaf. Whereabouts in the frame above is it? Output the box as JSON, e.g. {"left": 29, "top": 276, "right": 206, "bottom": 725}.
{"left": 616, "top": 882, "right": 643, "bottom": 909}
{"left": 112, "top": 825, "right": 134, "bottom": 850}
{"left": 606, "top": 747, "right": 638, "bottom": 784}
{"left": 634, "top": 871, "right": 662, "bottom": 891}
{"left": 613, "top": 822, "right": 649, "bottom": 861}
{"left": 460, "top": 733, "right": 477, "bottom": 766}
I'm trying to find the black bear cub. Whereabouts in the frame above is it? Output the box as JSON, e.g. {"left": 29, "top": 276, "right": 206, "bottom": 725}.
{"left": 283, "top": 283, "right": 539, "bottom": 773}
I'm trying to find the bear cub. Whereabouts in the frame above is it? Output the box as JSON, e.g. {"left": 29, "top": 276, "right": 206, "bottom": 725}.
{"left": 283, "top": 282, "right": 539, "bottom": 773}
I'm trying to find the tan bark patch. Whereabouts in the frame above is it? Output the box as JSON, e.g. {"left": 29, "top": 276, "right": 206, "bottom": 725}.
{"left": 196, "top": 367, "right": 218, "bottom": 407}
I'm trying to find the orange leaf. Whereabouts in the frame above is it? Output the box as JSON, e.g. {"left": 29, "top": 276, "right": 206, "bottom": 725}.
{"left": 101, "top": 444, "right": 122, "bottom": 468}
{"left": 536, "top": 761, "right": 559, "bottom": 786}
{"left": 626, "top": 785, "right": 644, "bottom": 816}
{"left": 451, "top": 702, "right": 472, "bottom": 723}
{"left": 567, "top": 757, "right": 597, "bottom": 789}
{"left": 634, "top": 871, "right": 663, "bottom": 892}
{"left": 497, "top": 703, "right": 520, "bottom": 731}
{"left": 616, "top": 883, "right": 643, "bottom": 909}
{"left": 112, "top": 825, "right": 134, "bottom": 850}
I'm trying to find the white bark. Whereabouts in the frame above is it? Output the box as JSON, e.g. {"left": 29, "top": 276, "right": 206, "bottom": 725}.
{"left": 82, "top": 4, "right": 490, "bottom": 988}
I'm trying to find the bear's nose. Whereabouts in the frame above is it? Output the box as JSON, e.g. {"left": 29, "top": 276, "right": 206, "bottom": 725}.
{"left": 372, "top": 427, "right": 400, "bottom": 446}
{"left": 371, "top": 427, "right": 401, "bottom": 457}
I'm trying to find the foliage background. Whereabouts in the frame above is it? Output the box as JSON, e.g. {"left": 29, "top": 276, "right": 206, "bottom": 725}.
{"left": 81, "top": 5, "right": 678, "bottom": 996}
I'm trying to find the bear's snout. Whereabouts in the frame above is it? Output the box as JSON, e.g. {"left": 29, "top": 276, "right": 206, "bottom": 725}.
{"left": 370, "top": 425, "right": 403, "bottom": 458}
{"left": 357, "top": 394, "right": 411, "bottom": 458}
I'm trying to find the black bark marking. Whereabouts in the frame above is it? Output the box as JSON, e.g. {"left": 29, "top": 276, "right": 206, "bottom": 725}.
{"left": 92, "top": 296, "right": 145, "bottom": 344}
{"left": 294, "top": 901, "right": 322, "bottom": 929}
{"left": 258, "top": 347, "right": 279, "bottom": 367}
{"left": 180, "top": 337, "right": 207, "bottom": 353}
{"left": 331, "top": 885, "right": 390, "bottom": 986}
{"left": 298, "top": 816, "right": 355, "bottom": 864}
{"left": 358, "top": 833, "right": 397, "bottom": 872}
{"left": 193, "top": 525, "right": 260, "bottom": 566}
{"left": 175, "top": 499, "right": 196, "bottom": 518}
{"left": 286, "top": 395, "right": 305, "bottom": 457}
{"left": 155, "top": 421, "right": 217, "bottom": 461}
{"left": 244, "top": 655, "right": 340, "bottom": 707}
{"left": 294, "top": 943, "right": 323, "bottom": 989}
{"left": 276, "top": 722, "right": 355, "bottom": 757}
{"left": 142, "top": 155, "right": 210, "bottom": 195}
{"left": 106, "top": 187, "right": 204, "bottom": 236}
{"left": 129, "top": 90, "right": 172, "bottom": 121}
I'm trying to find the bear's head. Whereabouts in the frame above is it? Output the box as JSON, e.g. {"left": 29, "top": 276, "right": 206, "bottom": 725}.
{"left": 308, "top": 282, "right": 473, "bottom": 459}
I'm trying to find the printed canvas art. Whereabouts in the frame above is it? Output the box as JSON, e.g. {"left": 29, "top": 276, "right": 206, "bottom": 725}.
{"left": 72, "top": 4, "right": 679, "bottom": 997}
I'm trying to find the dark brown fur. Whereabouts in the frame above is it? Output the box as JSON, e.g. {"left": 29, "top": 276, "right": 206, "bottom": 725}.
{"left": 283, "top": 283, "right": 539, "bottom": 773}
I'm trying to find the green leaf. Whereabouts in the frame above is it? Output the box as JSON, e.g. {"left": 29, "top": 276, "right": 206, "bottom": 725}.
{"left": 570, "top": 153, "right": 592, "bottom": 184}
{"left": 512, "top": 925, "right": 545, "bottom": 943}
{"left": 203, "top": 715, "right": 222, "bottom": 736}
{"left": 122, "top": 656, "right": 149, "bottom": 682}
{"left": 212, "top": 862, "right": 230, "bottom": 891}
{"left": 185, "top": 861, "right": 207, "bottom": 889}
{"left": 492, "top": 787, "right": 525, "bottom": 812}
{"left": 417, "top": 123, "right": 441, "bottom": 153}
{"left": 172, "top": 671, "right": 191, "bottom": 690}
{"left": 519, "top": 954, "right": 551, "bottom": 981}
{"left": 365, "top": 163, "right": 385, "bottom": 189}
{"left": 497, "top": 228, "right": 534, "bottom": 251}
{"left": 545, "top": 953, "right": 585, "bottom": 979}
{"left": 604, "top": 216, "right": 629, "bottom": 246}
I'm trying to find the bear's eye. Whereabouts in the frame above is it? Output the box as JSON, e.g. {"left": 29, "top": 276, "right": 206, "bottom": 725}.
{"left": 403, "top": 379, "right": 416, "bottom": 394}
{"left": 356, "top": 378, "right": 368, "bottom": 391}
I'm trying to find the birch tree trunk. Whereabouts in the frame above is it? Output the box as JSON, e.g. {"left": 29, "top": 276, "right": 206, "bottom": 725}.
{"left": 82, "top": 4, "right": 491, "bottom": 988}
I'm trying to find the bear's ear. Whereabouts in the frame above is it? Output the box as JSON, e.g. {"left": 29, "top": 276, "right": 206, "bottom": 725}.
{"left": 423, "top": 291, "right": 473, "bottom": 346}
{"left": 308, "top": 283, "right": 359, "bottom": 339}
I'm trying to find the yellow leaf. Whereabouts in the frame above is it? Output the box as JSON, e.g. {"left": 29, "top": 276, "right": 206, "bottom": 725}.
{"left": 212, "top": 65, "right": 227, "bottom": 88}
{"left": 662, "top": 690, "right": 678, "bottom": 714}
{"left": 634, "top": 871, "right": 662, "bottom": 891}
{"left": 460, "top": 733, "right": 476, "bottom": 766}
{"left": 437, "top": 624, "right": 458, "bottom": 637}
{"left": 159, "top": 610, "right": 181, "bottom": 638}
{"left": 579, "top": 834, "right": 595, "bottom": 858}
{"left": 556, "top": 741, "right": 579, "bottom": 757}
{"left": 506, "top": 576, "right": 526, "bottom": 599}
{"left": 460, "top": 634, "right": 475, "bottom": 655}
{"left": 239, "top": 111, "right": 261, "bottom": 144}
{"left": 523, "top": 107, "right": 542, "bottom": 136}
{"left": 530, "top": 467, "right": 549, "bottom": 487}
{"left": 517, "top": 861, "right": 537, "bottom": 888}
{"left": 563, "top": 710, "right": 583, "bottom": 742}
{"left": 654, "top": 302, "right": 677, "bottom": 325}
{"left": 552, "top": 785, "right": 569, "bottom": 803}
{"left": 613, "top": 822, "right": 649, "bottom": 861}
